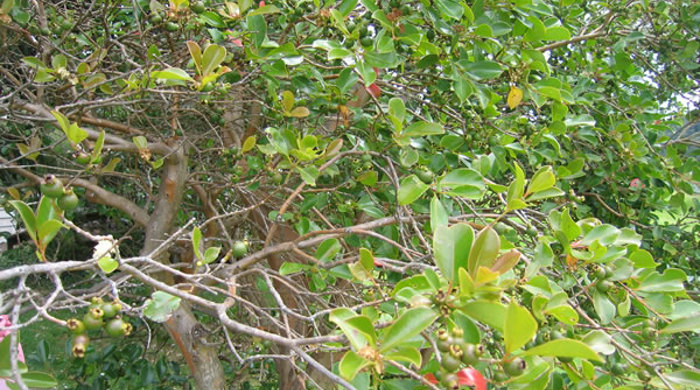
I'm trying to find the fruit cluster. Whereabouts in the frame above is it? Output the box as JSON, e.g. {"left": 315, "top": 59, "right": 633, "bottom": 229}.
{"left": 40, "top": 174, "right": 79, "bottom": 212}
{"left": 433, "top": 327, "right": 525, "bottom": 389}
{"left": 66, "top": 297, "right": 132, "bottom": 358}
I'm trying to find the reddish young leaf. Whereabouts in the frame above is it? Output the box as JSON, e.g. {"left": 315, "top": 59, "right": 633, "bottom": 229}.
{"left": 457, "top": 368, "right": 487, "bottom": 390}
{"left": 424, "top": 372, "right": 438, "bottom": 384}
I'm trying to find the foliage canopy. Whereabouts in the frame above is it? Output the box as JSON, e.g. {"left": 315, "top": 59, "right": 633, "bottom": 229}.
{"left": 0, "top": 0, "right": 698, "bottom": 389}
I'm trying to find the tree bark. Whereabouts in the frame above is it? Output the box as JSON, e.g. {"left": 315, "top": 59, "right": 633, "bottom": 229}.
{"left": 140, "top": 145, "right": 226, "bottom": 390}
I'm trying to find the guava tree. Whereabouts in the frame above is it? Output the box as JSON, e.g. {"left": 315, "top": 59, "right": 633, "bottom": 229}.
{"left": 0, "top": 0, "right": 698, "bottom": 389}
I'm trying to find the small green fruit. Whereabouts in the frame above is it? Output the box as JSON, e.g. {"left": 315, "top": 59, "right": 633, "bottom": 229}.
{"left": 101, "top": 301, "right": 122, "bottom": 319}
{"left": 415, "top": 167, "right": 435, "bottom": 184}
{"left": 460, "top": 343, "right": 483, "bottom": 366}
{"left": 503, "top": 357, "right": 526, "bottom": 377}
{"left": 58, "top": 189, "right": 79, "bottom": 211}
{"left": 72, "top": 334, "right": 90, "bottom": 358}
{"left": 232, "top": 240, "right": 249, "bottom": 258}
{"left": 596, "top": 279, "right": 613, "bottom": 293}
{"left": 105, "top": 318, "right": 132, "bottom": 337}
{"left": 83, "top": 308, "right": 104, "bottom": 331}
{"left": 611, "top": 362, "right": 628, "bottom": 375}
{"left": 75, "top": 151, "right": 91, "bottom": 165}
{"left": 440, "top": 353, "right": 461, "bottom": 372}
{"left": 190, "top": 1, "right": 205, "bottom": 13}
{"left": 150, "top": 14, "right": 163, "bottom": 24}
{"left": 40, "top": 175, "right": 64, "bottom": 198}
{"left": 165, "top": 21, "right": 179, "bottom": 32}
{"left": 66, "top": 318, "right": 86, "bottom": 335}
{"left": 492, "top": 371, "right": 508, "bottom": 383}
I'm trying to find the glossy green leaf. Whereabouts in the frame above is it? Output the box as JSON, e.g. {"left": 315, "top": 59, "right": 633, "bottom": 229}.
{"left": 526, "top": 166, "right": 555, "bottom": 195}
{"left": 660, "top": 316, "right": 700, "bottom": 334}
{"left": 38, "top": 219, "right": 63, "bottom": 247}
{"left": 339, "top": 351, "right": 370, "bottom": 381}
{"left": 19, "top": 371, "right": 58, "bottom": 388}
{"left": 430, "top": 196, "right": 449, "bottom": 232}
{"left": 460, "top": 301, "right": 506, "bottom": 331}
{"left": 468, "top": 227, "right": 500, "bottom": 277}
{"left": 315, "top": 238, "right": 341, "bottom": 262}
{"left": 202, "top": 44, "right": 226, "bottom": 76}
{"left": 504, "top": 302, "right": 538, "bottom": 353}
{"left": 98, "top": 256, "right": 119, "bottom": 274}
{"left": 380, "top": 308, "right": 437, "bottom": 352}
{"left": 151, "top": 67, "right": 193, "bottom": 81}
{"left": 401, "top": 121, "right": 445, "bottom": 137}
{"left": 397, "top": 175, "right": 429, "bottom": 206}
{"left": 433, "top": 223, "right": 474, "bottom": 282}
{"left": 9, "top": 200, "right": 37, "bottom": 242}
{"left": 523, "top": 339, "right": 603, "bottom": 362}
{"left": 143, "top": 291, "right": 182, "bottom": 323}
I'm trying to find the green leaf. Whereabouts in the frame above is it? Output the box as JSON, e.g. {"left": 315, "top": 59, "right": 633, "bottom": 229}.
{"left": 581, "top": 330, "right": 616, "bottom": 355}
{"left": 346, "top": 316, "right": 377, "bottom": 346}
{"left": 526, "top": 166, "right": 555, "bottom": 195}
{"left": 35, "top": 196, "right": 56, "bottom": 226}
{"left": 98, "top": 256, "right": 119, "bottom": 274}
{"left": 579, "top": 224, "right": 620, "bottom": 246}
{"left": 592, "top": 290, "right": 615, "bottom": 324}
{"left": 522, "top": 339, "right": 603, "bottom": 362}
{"left": 288, "top": 106, "right": 310, "bottom": 118}
{"left": 388, "top": 97, "right": 405, "bottom": 132}
{"left": 380, "top": 308, "right": 437, "bottom": 352}
{"left": 439, "top": 168, "right": 485, "bottom": 199}
{"left": 66, "top": 123, "right": 89, "bottom": 145}
{"left": 397, "top": 175, "right": 429, "bottom": 206}
{"left": 186, "top": 41, "right": 203, "bottom": 75}
{"left": 203, "top": 246, "right": 221, "bottom": 264}
{"left": 504, "top": 302, "right": 538, "bottom": 354}
{"left": 329, "top": 310, "right": 372, "bottom": 350}
{"left": 9, "top": 200, "right": 37, "bottom": 242}
{"left": 247, "top": 4, "right": 280, "bottom": 16}
{"left": 468, "top": 227, "right": 500, "bottom": 277}
{"left": 460, "top": 301, "right": 506, "bottom": 331}
{"left": 38, "top": 219, "right": 63, "bottom": 247}
{"left": 192, "top": 226, "right": 203, "bottom": 262}
{"left": 435, "top": 0, "right": 463, "bottom": 20}
{"left": 430, "top": 196, "right": 448, "bottom": 232}
{"left": 464, "top": 61, "right": 503, "bottom": 80}
{"left": 338, "top": 0, "right": 358, "bottom": 17}
{"left": 636, "top": 268, "right": 687, "bottom": 293}
{"left": 296, "top": 166, "right": 319, "bottom": 186}
{"left": 19, "top": 371, "right": 57, "bottom": 388}
{"left": 629, "top": 249, "right": 658, "bottom": 268}
{"left": 359, "top": 248, "right": 374, "bottom": 271}
{"left": 339, "top": 351, "right": 371, "bottom": 381}
{"left": 491, "top": 250, "right": 521, "bottom": 275}
{"left": 281, "top": 90, "right": 294, "bottom": 113}
{"left": 433, "top": 223, "right": 474, "bottom": 283}
{"left": 662, "top": 370, "right": 700, "bottom": 388}
{"left": 91, "top": 130, "right": 105, "bottom": 162}
{"left": 401, "top": 121, "right": 444, "bottom": 137}
{"left": 279, "top": 262, "right": 308, "bottom": 275}
{"left": 151, "top": 67, "right": 193, "bottom": 81}
{"left": 1, "top": 0, "right": 14, "bottom": 14}
{"left": 143, "top": 291, "right": 182, "bottom": 323}
{"left": 560, "top": 208, "right": 581, "bottom": 242}
{"left": 660, "top": 316, "right": 700, "bottom": 334}
{"left": 364, "top": 51, "right": 400, "bottom": 69}
{"left": 544, "top": 26, "right": 571, "bottom": 41}
{"left": 315, "top": 238, "right": 341, "bottom": 262}
{"left": 383, "top": 346, "right": 422, "bottom": 366}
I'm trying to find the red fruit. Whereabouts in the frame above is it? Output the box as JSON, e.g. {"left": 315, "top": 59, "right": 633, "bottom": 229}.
{"left": 366, "top": 83, "right": 381, "bottom": 98}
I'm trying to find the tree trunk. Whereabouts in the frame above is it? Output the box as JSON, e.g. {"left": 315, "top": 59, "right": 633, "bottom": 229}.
{"left": 140, "top": 146, "right": 226, "bottom": 390}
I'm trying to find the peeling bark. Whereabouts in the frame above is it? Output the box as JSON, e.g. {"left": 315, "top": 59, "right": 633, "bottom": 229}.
{"left": 140, "top": 145, "right": 226, "bottom": 390}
